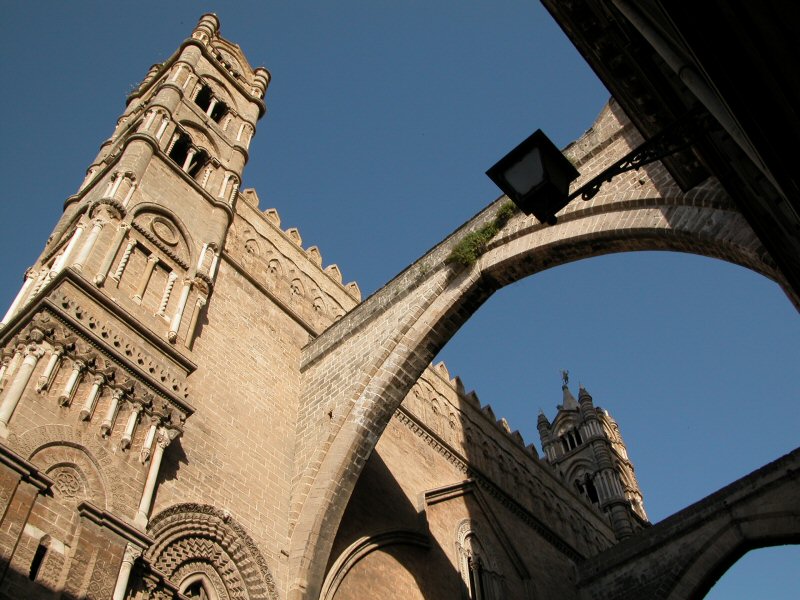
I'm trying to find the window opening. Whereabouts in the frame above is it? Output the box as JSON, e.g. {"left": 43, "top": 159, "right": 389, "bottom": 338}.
{"left": 194, "top": 85, "right": 213, "bottom": 113}
{"left": 209, "top": 101, "right": 227, "bottom": 123}
{"left": 576, "top": 474, "right": 600, "bottom": 504}
{"left": 29, "top": 542, "right": 48, "bottom": 581}
{"left": 180, "top": 574, "right": 218, "bottom": 600}
{"left": 187, "top": 149, "right": 209, "bottom": 178}
{"left": 169, "top": 133, "right": 192, "bottom": 168}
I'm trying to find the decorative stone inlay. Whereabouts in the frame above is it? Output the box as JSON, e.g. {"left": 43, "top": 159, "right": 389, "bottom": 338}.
{"left": 151, "top": 216, "right": 179, "bottom": 247}
{"left": 54, "top": 294, "right": 190, "bottom": 401}
{"left": 51, "top": 467, "right": 83, "bottom": 499}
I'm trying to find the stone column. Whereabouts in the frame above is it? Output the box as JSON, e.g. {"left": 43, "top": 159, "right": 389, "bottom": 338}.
{"left": 168, "top": 280, "right": 193, "bottom": 342}
{"left": 134, "top": 427, "right": 180, "bottom": 529}
{"left": 0, "top": 350, "right": 22, "bottom": 394}
{"left": 1, "top": 269, "right": 35, "bottom": 326}
{"left": 100, "top": 388, "right": 125, "bottom": 437}
{"left": 111, "top": 238, "right": 136, "bottom": 284}
{"left": 72, "top": 217, "right": 106, "bottom": 272}
{"left": 120, "top": 403, "right": 143, "bottom": 450}
{"left": 155, "top": 114, "right": 170, "bottom": 140}
{"left": 206, "top": 97, "right": 219, "bottom": 118}
{"left": 185, "top": 295, "right": 207, "bottom": 349}
{"left": 143, "top": 108, "right": 157, "bottom": 132}
{"left": 50, "top": 223, "right": 86, "bottom": 276}
{"left": 79, "top": 374, "right": 106, "bottom": 421}
{"left": 121, "top": 178, "right": 137, "bottom": 208}
{"left": 156, "top": 272, "right": 178, "bottom": 317}
{"left": 140, "top": 417, "right": 159, "bottom": 463}
{"left": 218, "top": 172, "right": 231, "bottom": 198}
{"left": 112, "top": 542, "right": 143, "bottom": 600}
{"left": 181, "top": 147, "right": 198, "bottom": 172}
{"left": 58, "top": 358, "right": 87, "bottom": 407}
{"left": 35, "top": 345, "right": 64, "bottom": 393}
{"left": 132, "top": 254, "right": 159, "bottom": 303}
{"left": 96, "top": 223, "right": 130, "bottom": 286}
{"left": 0, "top": 352, "right": 15, "bottom": 391}
{"left": 0, "top": 344, "right": 45, "bottom": 437}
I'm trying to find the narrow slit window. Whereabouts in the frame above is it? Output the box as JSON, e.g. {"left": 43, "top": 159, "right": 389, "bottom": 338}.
{"left": 29, "top": 542, "right": 48, "bottom": 581}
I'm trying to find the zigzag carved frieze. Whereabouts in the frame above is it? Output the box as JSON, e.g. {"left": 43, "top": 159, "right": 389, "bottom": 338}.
{"left": 147, "top": 503, "right": 278, "bottom": 600}
{"left": 393, "top": 408, "right": 614, "bottom": 559}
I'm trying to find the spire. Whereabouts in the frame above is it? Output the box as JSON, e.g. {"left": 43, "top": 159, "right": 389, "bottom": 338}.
{"left": 561, "top": 383, "right": 579, "bottom": 411}
{"left": 537, "top": 410, "right": 551, "bottom": 428}
{"left": 578, "top": 384, "right": 593, "bottom": 404}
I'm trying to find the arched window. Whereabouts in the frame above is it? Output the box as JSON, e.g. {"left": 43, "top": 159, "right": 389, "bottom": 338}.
{"left": 194, "top": 84, "right": 228, "bottom": 123}
{"left": 194, "top": 85, "right": 213, "bottom": 113}
{"left": 560, "top": 427, "right": 583, "bottom": 453}
{"left": 29, "top": 540, "right": 48, "bottom": 581}
{"left": 168, "top": 132, "right": 209, "bottom": 179}
{"left": 456, "top": 522, "right": 504, "bottom": 600}
{"left": 575, "top": 473, "right": 600, "bottom": 505}
{"left": 180, "top": 574, "right": 218, "bottom": 600}
{"left": 168, "top": 132, "right": 192, "bottom": 166}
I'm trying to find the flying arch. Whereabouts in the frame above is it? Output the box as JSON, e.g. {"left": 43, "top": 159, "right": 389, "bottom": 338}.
{"left": 286, "top": 104, "right": 794, "bottom": 599}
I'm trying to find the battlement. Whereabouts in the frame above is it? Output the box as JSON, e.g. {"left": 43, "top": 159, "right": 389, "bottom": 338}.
{"left": 397, "top": 359, "right": 617, "bottom": 557}
{"left": 224, "top": 188, "right": 361, "bottom": 337}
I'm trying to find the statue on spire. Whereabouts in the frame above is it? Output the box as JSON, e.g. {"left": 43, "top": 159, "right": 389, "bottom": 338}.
{"left": 561, "top": 369, "right": 569, "bottom": 386}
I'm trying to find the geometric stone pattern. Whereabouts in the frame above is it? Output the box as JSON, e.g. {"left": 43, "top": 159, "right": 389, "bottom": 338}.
{"left": 146, "top": 504, "right": 278, "bottom": 600}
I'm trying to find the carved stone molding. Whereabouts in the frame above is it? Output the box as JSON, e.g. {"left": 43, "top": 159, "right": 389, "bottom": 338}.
{"left": 51, "top": 293, "right": 190, "bottom": 403}
{"left": 131, "top": 220, "right": 190, "bottom": 270}
{"left": 146, "top": 503, "right": 278, "bottom": 600}
{"left": 392, "top": 408, "right": 613, "bottom": 558}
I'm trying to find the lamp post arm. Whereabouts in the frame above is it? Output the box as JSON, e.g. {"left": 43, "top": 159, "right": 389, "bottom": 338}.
{"left": 567, "top": 107, "right": 712, "bottom": 202}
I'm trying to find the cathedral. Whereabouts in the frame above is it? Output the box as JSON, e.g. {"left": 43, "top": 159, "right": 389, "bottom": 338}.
{"left": 0, "top": 15, "right": 651, "bottom": 599}
{"left": 2, "top": 13, "right": 797, "bottom": 600}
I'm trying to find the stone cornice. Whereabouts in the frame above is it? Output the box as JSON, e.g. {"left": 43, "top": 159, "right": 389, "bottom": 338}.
{"left": 0, "top": 441, "right": 53, "bottom": 492}
{"left": 393, "top": 407, "right": 602, "bottom": 562}
{"left": 78, "top": 500, "right": 154, "bottom": 548}
{"left": 0, "top": 271, "right": 196, "bottom": 417}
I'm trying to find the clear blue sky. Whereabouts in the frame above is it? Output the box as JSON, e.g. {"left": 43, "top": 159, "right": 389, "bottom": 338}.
{"left": 1, "top": 2, "right": 797, "bottom": 596}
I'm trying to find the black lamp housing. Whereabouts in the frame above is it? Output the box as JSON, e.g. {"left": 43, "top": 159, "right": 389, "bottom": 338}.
{"left": 486, "top": 129, "right": 579, "bottom": 225}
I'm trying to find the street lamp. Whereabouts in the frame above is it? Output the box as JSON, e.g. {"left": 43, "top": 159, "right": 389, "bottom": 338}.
{"left": 485, "top": 130, "right": 579, "bottom": 225}
{"left": 487, "top": 107, "right": 708, "bottom": 225}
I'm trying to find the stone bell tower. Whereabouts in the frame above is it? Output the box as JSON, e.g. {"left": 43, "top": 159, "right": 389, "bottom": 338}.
{"left": 0, "top": 15, "right": 270, "bottom": 599}
{"left": 2, "top": 13, "right": 270, "bottom": 346}
{"left": 537, "top": 373, "right": 648, "bottom": 540}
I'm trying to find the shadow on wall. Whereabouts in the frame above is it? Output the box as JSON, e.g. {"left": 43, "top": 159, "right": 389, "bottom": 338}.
{"left": 321, "top": 450, "right": 462, "bottom": 599}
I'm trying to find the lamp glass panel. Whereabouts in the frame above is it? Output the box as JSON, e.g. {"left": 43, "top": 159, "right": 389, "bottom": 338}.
{"left": 503, "top": 147, "right": 544, "bottom": 197}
